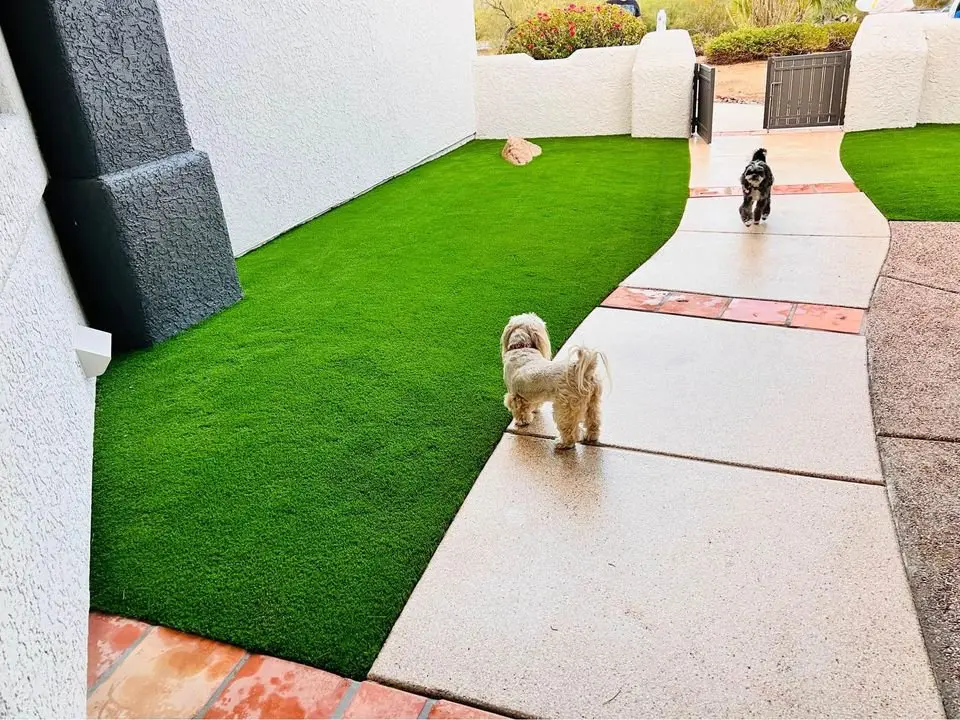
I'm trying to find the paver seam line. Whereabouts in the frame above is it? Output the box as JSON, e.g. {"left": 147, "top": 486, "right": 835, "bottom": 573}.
{"left": 366, "top": 673, "right": 530, "bottom": 720}
{"left": 679, "top": 228, "right": 890, "bottom": 239}
{"left": 331, "top": 679, "right": 362, "bottom": 719}
{"left": 86, "top": 623, "right": 155, "bottom": 699}
{"left": 785, "top": 302, "right": 800, "bottom": 326}
{"left": 603, "top": 301, "right": 861, "bottom": 334}
{"left": 502, "top": 429, "right": 885, "bottom": 487}
{"left": 882, "top": 273, "right": 960, "bottom": 298}
{"left": 877, "top": 431, "right": 960, "bottom": 443}
{"left": 193, "top": 651, "right": 250, "bottom": 719}
{"left": 417, "top": 698, "right": 436, "bottom": 719}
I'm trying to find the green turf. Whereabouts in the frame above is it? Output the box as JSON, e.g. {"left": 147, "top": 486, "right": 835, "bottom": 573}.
{"left": 91, "top": 136, "right": 689, "bottom": 678}
{"left": 840, "top": 124, "right": 960, "bottom": 222}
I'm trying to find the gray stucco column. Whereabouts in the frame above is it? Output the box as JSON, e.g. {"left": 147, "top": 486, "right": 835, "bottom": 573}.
{"left": 0, "top": 0, "right": 242, "bottom": 351}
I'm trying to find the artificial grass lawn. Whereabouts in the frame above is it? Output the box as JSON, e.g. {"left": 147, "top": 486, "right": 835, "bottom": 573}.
{"left": 840, "top": 124, "right": 960, "bottom": 222}
{"left": 91, "top": 136, "right": 689, "bottom": 679}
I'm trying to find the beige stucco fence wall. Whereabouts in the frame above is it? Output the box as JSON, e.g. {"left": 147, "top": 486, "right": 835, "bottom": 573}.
{"left": 474, "top": 29, "right": 696, "bottom": 140}
{"left": 845, "top": 13, "right": 960, "bottom": 132}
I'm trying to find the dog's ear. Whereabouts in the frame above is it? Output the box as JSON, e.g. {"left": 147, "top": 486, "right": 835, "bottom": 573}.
{"left": 501, "top": 320, "right": 521, "bottom": 356}
{"left": 531, "top": 322, "right": 552, "bottom": 360}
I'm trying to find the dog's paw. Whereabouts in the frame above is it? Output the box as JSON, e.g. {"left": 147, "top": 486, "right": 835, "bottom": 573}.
{"left": 514, "top": 418, "right": 530, "bottom": 427}
{"left": 555, "top": 440, "right": 576, "bottom": 450}
{"left": 743, "top": 219, "right": 754, "bottom": 227}
{"left": 583, "top": 431, "right": 600, "bottom": 444}
{"left": 761, "top": 214, "right": 770, "bottom": 221}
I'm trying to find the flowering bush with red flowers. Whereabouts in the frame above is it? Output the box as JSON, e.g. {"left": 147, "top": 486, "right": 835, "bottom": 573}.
{"left": 503, "top": 4, "right": 646, "bottom": 60}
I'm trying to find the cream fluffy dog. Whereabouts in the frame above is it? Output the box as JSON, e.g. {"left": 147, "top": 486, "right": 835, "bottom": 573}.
{"left": 500, "top": 313, "right": 607, "bottom": 449}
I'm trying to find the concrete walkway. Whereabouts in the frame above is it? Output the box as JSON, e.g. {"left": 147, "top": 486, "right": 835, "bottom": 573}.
{"left": 371, "top": 130, "right": 946, "bottom": 717}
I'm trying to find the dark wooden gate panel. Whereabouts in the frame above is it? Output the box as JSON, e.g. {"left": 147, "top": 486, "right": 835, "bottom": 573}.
{"left": 692, "top": 63, "right": 715, "bottom": 143}
{"left": 763, "top": 50, "right": 851, "bottom": 130}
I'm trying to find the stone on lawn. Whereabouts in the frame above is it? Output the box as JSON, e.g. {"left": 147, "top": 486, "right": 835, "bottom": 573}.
{"left": 501, "top": 137, "right": 542, "bottom": 166}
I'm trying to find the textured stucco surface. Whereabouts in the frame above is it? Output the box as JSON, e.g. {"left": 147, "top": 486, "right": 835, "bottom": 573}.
{"left": 0, "top": 29, "right": 95, "bottom": 718}
{"left": 844, "top": 14, "right": 928, "bottom": 132}
{"left": 47, "top": 150, "right": 242, "bottom": 349}
{"left": 156, "top": 0, "right": 477, "bottom": 255}
{"left": 632, "top": 30, "right": 695, "bottom": 138}
{"left": 0, "top": 0, "right": 192, "bottom": 177}
{"left": 917, "top": 17, "right": 960, "bottom": 125}
{"left": 475, "top": 46, "right": 638, "bottom": 140}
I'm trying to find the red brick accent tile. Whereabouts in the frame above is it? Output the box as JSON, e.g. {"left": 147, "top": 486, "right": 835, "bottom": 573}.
{"left": 602, "top": 287, "right": 668, "bottom": 312}
{"left": 691, "top": 182, "right": 858, "bottom": 198}
{"left": 789, "top": 304, "right": 864, "bottom": 333}
{"left": 87, "top": 613, "right": 151, "bottom": 688}
{"left": 87, "top": 627, "right": 245, "bottom": 719}
{"left": 722, "top": 298, "right": 792, "bottom": 325}
{"left": 658, "top": 292, "right": 729, "bottom": 318}
{"left": 428, "top": 699, "right": 504, "bottom": 718}
{"left": 203, "top": 655, "right": 349, "bottom": 719}
{"left": 689, "top": 186, "right": 736, "bottom": 198}
{"left": 342, "top": 682, "right": 426, "bottom": 719}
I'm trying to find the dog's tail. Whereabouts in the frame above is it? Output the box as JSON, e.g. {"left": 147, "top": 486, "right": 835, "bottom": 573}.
{"left": 752, "top": 148, "right": 767, "bottom": 162}
{"left": 563, "top": 345, "right": 610, "bottom": 399}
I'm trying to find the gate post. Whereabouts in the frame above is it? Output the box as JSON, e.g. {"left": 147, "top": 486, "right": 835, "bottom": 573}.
{"left": 632, "top": 29, "right": 696, "bottom": 138}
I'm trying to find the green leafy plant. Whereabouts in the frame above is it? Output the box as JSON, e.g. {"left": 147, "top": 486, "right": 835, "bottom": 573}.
{"left": 705, "top": 22, "right": 830, "bottom": 63}
{"left": 823, "top": 21, "right": 859, "bottom": 50}
{"left": 503, "top": 3, "right": 646, "bottom": 60}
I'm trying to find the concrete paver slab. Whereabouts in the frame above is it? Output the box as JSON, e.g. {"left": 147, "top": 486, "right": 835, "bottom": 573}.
{"left": 883, "top": 222, "right": 960, "bottom": 293}
{"left": 880, "top": 436, "right": 960, "bottom": 718}
{"left": 866, "top": 277, "right": 960, "bottom": 440}
{"left": 371, "top": 435, "right": 942, "bottom": 719}
{"left": 679, "top": 193, "right": 889, "bottom": 238}
{"left": 511, "top": 307, "right": 882, "bottom": 482}
{"left": 621, "top": 230, "right": 888, "bottom": 308}
{"left": 690, "top": 132, "right": 851, "bottom": 187}
{"left": 712, "top": 102, "right": 765, "bottom": 132}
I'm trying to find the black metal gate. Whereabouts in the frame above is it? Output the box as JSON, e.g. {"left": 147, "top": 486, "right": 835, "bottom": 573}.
{"left": 763, "top": 51, "right": 851, "bottom": 130}
{"left": 691, "top": 63, "right": 715, "bottom": 143}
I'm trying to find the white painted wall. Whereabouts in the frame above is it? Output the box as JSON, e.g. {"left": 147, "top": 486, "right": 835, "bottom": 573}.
{"left": 0, "top": 32, "right": 95, "bottom": 720}
{"left": 474, "top": 46, "right": 639, "bottom": 139}
{"left": 917, "top": 16, "right": 960, "bottom": 124}
{"left": 845, "top": 13, "right": 960, "bottom": 131}
{"left": 632, "top": 30, "right": 695, "bottom": 138}
{"left": 156, "top": 0, "right": 477, "bottom": 256}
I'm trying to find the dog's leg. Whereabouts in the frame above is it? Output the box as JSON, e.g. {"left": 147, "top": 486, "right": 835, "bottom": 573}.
{"left": 504, "top": 393, "right": 533, "bottom": 426}
{"left": 739, "top": 192, "right": 754, "bottom": 227}
{"left": 760, "top": 193, "right": 771, "bottom": 221}
{"left": 552, "top": 399, "right": 581, "bottom": 450}
{"left": 753, "top": 197, "right": 764, "bottom": 225}
{"left": 583, "top": 386, "right": 602, "bottom": 443}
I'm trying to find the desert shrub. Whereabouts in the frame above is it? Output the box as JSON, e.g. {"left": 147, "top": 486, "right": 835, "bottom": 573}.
{"left": 705, "top": 22, "right": 829, "bottom": 63}
{"left": 503, "top": 3, "right": 646, "bottom": 59}
{"left": 690, "top": 31, "right": 711, "bottom": 54}
{"left": 823, "top": 21, "right": 859, "bottom": 50}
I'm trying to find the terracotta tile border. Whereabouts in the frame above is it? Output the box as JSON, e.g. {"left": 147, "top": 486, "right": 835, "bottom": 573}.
{"left": 689, "top": 182, "right": 858, "bottom": 198}
{"left": 87, "top": 613, "right": 506, "bottom": 719}
{"left": 603, "top": 286, "right": 865, "bottom": 334}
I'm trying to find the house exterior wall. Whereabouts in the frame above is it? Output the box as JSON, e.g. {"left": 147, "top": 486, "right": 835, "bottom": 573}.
{"left": 155, "top": 0, "right": 478, "bottom": 256}
{"left": 0, "top": 31, "right": 94, "bottom": 720}
{"left": 845, "top": 13, "right": 960, "bottom": 132}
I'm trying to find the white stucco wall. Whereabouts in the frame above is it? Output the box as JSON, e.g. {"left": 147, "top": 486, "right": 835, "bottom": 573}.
{"left": 917, "top": 16, "right": 960, "bottom": 124}
{"left": 0, "top": 32, "right": 95, "bottom": 720}
{"left": 474, "top": 46, "right": 639, "bottom": 139}
{"left": 632, "top": 30, "right": 695, "bottom": 138}
{"left": 845, "top": 13, "right": 960, "bottom": 132}
{"left": 155, "top": 0, "right": 477, "bottom": 256}
{"left": 844, "top": 14, "right": 928, "bottom": 132}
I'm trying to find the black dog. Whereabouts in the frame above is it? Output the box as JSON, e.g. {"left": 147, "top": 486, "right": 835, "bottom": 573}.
{"left": 739, "top": 148, "right": 774, "bottom": 227}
